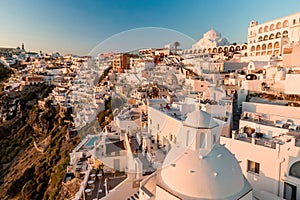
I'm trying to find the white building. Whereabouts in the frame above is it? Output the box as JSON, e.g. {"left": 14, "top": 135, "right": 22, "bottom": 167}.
{"left": 247, "top": 12, "right": 300, "bottom": 61}
{"left": 140, "top": 110, "right": 253, "bottom": 200}
{"left": 221, "top": 101, "right": 300, "bottom": 200}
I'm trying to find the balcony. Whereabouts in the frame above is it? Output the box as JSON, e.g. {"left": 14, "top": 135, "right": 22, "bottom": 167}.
{"left": 241, "top": 112, "right": 300, "bottom": 133}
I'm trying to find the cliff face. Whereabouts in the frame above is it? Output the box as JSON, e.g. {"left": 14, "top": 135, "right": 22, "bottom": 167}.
{"left": 0, "top": 84, "right": 79, "bottom": 200}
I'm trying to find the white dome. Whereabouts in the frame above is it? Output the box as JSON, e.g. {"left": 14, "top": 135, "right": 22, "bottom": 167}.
{"left": 184, "top": 110, "right": 218, "bottom": 129}
{"left": 204, "top": 29, "right": 220, "bottom": 39}
{"left": 160, "top": 145, "right": 251, "bottom": 199}
{"left": 193, "top": 29, "right": 230, "bottom": 50}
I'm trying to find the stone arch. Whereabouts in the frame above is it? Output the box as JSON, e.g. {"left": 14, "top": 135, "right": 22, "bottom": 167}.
{"left": 189, "top": 49, "right": 193, "bottom": 54}
{"left": 276, "top": 32, "right": 281, "bottom": 38}
{"left": 256, "top": 45, "right": 261, "bottom": 51}
{"left": 270, "top": 24, "right": 275, "bottom": 31}
{"left": 198, "top": 49, "right": 202, "bottom": 54}
{"left": 283, "top": 20, "right": 289, "bottom": 28}
{"left": 229, "top": 46, "right": 235, "bottom": 52}
{"left": 251, "top": 46, "right": 255, "bottom": 52}
{"left": 289, "top": 161, "right": 300, "bottom": 179}
{"left": 264, "top": 35, "right": 269, "bottom": 41}
{"left": 218, "top": 47, "right": 223, "bottom": 53}
{"left": 283, "top": 30, "right": 288, "bottom": 38}
{"left": 194, "top": 49, "right": 198, "bottom": 54}
{"left": 269, "top": 33, "right": 275, "bottom": 40}
{"left": 213, "top": 47, "right": 217, "bottom": 53}
{"left": 208, "top": 48, "right": 212, "bottom": 53}
{"left": 264, "top": 25, "right": 269, "bottom": 32}
{"left": 267, "top": 43, "right": 273, "bottom": 49}
{"left": 236, "top": 46, "right": 241, "bottom": 51}
{"left": 258, "top": 27, "right": 263, "bottom": 33}
{"left": 276, "top": 22, "right": 282, "bottom": 29}
{"left": 242, "top": 45, "right": 247, "bottom": 50}
{"left": 258, "top": 36, "right": 263, "bottom": 42}
{"left": 203, "top": 48, "right": 206, "bottom": 53}
{"left": 224, "top": 47, "right": 228, "bottom": 52}
{"left": 262, "top": 44, "right": 266, "bottom": 50}
{"left": 274, "top": 42, "right": 280, "bottom": 49}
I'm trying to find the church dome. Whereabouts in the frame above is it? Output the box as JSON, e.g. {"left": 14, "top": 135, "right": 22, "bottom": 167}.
{"left": 193, "top": 29, "right": 230, "bottom": 49}
{"left": 184, "top": 110, "right": 218, "bottom": 129}
{"left": 204, "top": 29, "right": 220, "bottom": 39}
{"left": 160, "top": 145, "right": 251, "bottom": 199}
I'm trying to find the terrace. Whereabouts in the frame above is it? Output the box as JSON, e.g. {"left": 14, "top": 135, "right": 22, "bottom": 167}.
{"left": 84, "top": 169, "right": 127, "bottom": 200}
{"left": 241, "top": 111, "right": 300, "bottom": 132}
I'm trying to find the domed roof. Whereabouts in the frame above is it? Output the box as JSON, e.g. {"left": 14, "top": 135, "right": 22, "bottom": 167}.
{"left": 160, "top": 145, "right": 251, "bottom": 199}
{"left": 184, "top": 110, "right": 218, "bottom": 129}
{"left": 204, "top": 29, "right": 220, "bottom": 39}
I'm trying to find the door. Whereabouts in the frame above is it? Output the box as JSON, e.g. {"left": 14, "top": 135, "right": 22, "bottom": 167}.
{"left": 284, "top": 182, "right": 297, "bottom": 200}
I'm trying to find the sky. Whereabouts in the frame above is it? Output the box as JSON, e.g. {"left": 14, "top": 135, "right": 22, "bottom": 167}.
{"left": 0, "top": 0, "right": 300, "bottom": 55}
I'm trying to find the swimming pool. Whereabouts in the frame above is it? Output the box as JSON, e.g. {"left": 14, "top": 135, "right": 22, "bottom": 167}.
{"left": 85, "top": 136, "right": 99, "bottom": 147}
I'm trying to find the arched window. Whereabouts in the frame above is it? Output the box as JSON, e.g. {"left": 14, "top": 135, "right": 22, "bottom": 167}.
{"left": 283, "top": 30, "right": 288, "bottom": 38}
{"left": 262, "top": 44, "right": 266, "bottom": 50}
{"left": 276, "top": 32, "right": 281, "bottom": 38}
{"left": 268, "top": 43, "right": 273, "bottom": 49}
{"left": 270, "top": 24, "right": 275, "bottom": 31}
{"left": 283, "top": 20, "right": 289, "bottom": 28}
{"left": 242, "top": 45, "right": 247, "bottom": 50}
{"left": 251, "top": 46, "right": 255, "bottom": 52}
{"left": 259, "top": 27, "right": 263, "bottom": 33}
{"left": 258, "top": 36, "right": 263, "bottom": 42}
{"left": 229, "top": 46, "right": 234, "bottom": 52}
{"left": 264, "top": 25, "right": 269, "bottom": 32}
{"left": 289, "top": 161, "right": 300, "bottom": 179}
{"left": 198, "top": 49, "right": 202, "bottom": 54}
{"left": 264, "top": 35, "right": 269, "bottom": 41}
{"left": 224, "top": 47, "right": 228, "bottom": 52}
{"left": 236, "top": 46, "right": 241, "bottom": 51}
{"left": 213, "top": 48, "right": 217, "bottom": 53}
{"left": 256, "top": 45, "right": 261, "bottom": 51}
{"left": 269, "top": 34, "right": 275, "bottom": 40}
{"left": 208, "top": 48, "right": 212, "bottom": 53}
{"left": 218, "top": 47, "right": 223, "bottom": 53}
{"left": 276, "top": 22, "right": 282, "bottom": 29}
{"left": 199, "top": 132, "right": 206, "bottom": 148}
{"left": 274, "top": 42, "right": 280, "bottom": 48}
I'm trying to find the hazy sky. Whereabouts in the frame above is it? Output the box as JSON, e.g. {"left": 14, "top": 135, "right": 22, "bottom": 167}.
{"left": 0, "top": 0, "right": 300, "bottom": 55}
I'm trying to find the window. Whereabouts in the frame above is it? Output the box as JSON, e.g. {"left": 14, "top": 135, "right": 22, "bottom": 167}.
{"left": 199, "top": 133, "right": 206, "bottom": 148}
{"left": 186, "top": 131, "right": 190, "bottom": 146}
{"left": 213, "top": 134, "right": 217, "bottom": 145}
{"left": 247, "top": 160, "right": 260, "bottom": 174}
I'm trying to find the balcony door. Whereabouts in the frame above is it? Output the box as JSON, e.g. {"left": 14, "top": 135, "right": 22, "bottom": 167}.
{"left": 284, "top": 182, "right": 297, "bottom": 200}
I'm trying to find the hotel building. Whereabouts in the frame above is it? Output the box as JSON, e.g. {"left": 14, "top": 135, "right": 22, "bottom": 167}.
{"left": 247, "top": 12, "right": 300, "bottom": 61}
